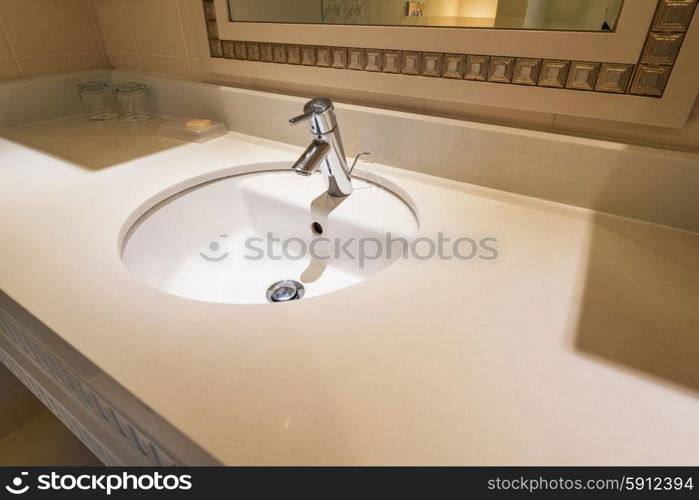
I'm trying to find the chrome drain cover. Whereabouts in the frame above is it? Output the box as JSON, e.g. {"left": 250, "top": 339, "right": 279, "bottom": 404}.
{"left": 266, "top": 280, "right": 305, "bottom": 303}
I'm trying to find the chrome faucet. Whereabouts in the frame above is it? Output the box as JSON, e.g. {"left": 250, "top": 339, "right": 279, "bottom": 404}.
{"left": 289, "top": 98, "right": 364, "bottom": 197}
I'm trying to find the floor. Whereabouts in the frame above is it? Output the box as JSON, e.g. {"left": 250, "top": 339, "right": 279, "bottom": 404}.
{"left": 0, "top": 363, "right": 101, "bottom": 466}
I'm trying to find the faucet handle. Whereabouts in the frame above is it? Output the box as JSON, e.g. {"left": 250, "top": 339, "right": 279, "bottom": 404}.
{"left": 289, "top": 111, "right": 314, "bottom": 126}
{"left": 349, "top": 152, "right": 370, "bottom": 174}
{"left": 289, "top": 98, "right": 337, "bottom": 133}
{"left": 289, "top": 98, "right": 333, "bottom": 125}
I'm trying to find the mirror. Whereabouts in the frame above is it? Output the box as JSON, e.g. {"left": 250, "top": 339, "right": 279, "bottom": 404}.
{"left": 228, "top": 0, "right": 624, "bottom": 31}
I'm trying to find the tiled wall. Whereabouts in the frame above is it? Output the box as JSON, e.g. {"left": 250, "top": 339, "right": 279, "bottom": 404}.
{"left": 0, "top": 0, "right": 696, "bottom": 150}
{"left": 92, "top": 0, "right": 204, "bottom": 81}
{"left": 0, "top": 0, "right": 108, "bottom": 79}
{"left": 92, "top": 0, "right": 699, "bottom": 150}
{"left": 207, "top": 1, "right": 696, "bottom": 99}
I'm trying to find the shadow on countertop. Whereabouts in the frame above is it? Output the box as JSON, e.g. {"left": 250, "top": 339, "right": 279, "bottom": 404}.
{"left": 0, "top": 115, "right": 185, "bottom": 171}
{"left": 572, "top": 212, "right": 699, "bottom": 394}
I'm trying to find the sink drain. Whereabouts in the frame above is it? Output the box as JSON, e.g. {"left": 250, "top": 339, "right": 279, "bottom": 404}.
{"left": 266, "top": 280, "right": 305, "bottom": 303}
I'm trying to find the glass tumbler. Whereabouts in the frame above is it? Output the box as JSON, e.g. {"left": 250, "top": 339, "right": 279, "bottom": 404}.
{"left": 77, "top": 81, "right": 118, "bottom": 120}
{"left": 114, "top": 82, "right": 151, "bottom": 122}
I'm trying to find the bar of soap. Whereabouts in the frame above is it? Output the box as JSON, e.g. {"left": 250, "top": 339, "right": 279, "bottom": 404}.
{"left": 159, "top": 118, "right": 227, "bottom": 143}
{"left": 186, "top": 119, "right": 213, "bottom": 131}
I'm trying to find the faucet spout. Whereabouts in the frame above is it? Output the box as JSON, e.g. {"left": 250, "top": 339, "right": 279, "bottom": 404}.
{"left": 292, "top": 140, "right": 330, "bottom": 176}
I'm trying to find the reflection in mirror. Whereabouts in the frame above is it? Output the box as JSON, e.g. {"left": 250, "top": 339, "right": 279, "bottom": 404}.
{"left": 228, "top": 0, "right": 624, "bottom": 31}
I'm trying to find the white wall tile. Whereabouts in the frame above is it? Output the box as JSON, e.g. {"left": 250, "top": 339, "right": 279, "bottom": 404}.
{"left": 0, "top": 59, "right": 18, "bottom": 79}
{"left": 0, "top": 0, "right": 101, "bottom": 57}
{"left": 108, "top": 50, "right": 141, "bottom": 71}
{"left": 93, "top": 0, "right": 136, "bottom": 52}
{"left": 139, "top": 54, "right": 190, "bottom": 78}
{"left": 0, "top": 0, "right": 695, "bottom": 151}
{"left": 0, "top": 26, "right": 12, "bottom": 60}
{"left": 177, "top": 0, "right": 203, "bottom": 59}
{"left": 0, "top": 0, "right": 108, "bottom": 81}
{"left": 18, "top": 53, "right": 105, "bottom": 77}
{"left": 124, "top": 0, "right": 187, "bottom": 57}
{"left": 0, "top": 69, "right": 112, "bottom": 128}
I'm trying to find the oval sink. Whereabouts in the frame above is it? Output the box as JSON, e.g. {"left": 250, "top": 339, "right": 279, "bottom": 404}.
{"left": 121, "top": 165, "right": 418, "bottom": 304}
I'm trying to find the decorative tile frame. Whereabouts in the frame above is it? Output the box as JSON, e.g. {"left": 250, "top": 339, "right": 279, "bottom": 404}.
{"left": 629, "top": 65, "right": 672, "bottom": 96}
{"left": 512, "top": 58, "right": 541, "bottom": 85}
{"left": 652, "top": 0, "right": 697, "bottom": 30}
{"left": 300, "top": 45, "right": 316, "bottom": 66}
{"left": 208, "top": 38, "right": 222, "bottom": 58}
{"left": 399, "top": 51, "right": 421, "bottom": 75}
{"left": 595, "top": 63, "right": 634, "bottom": 93}
{"left": 629, "top": 0, "right": 697, "bottom": 95}
{"left": 221, "top": 40, "right": 235, "bottom": 59}
{"left": 566, "top": 62, "right": 600, "bottom": 90}
{"left": 203, "top": 0, "right": 697, "bottom": 98}
{"left": 465, "top": 55, "right": 488, "bottom": 81}
{"left": 331, "top": 47, "right": 348, "bottom": 68}
{"left": 347, "top": 48, "right": 365, "bottom": 70}
{"left": 272, "top": 43, "right": 286, "bottom": 63}
{"left": 259, "top": 42, "right": 273, "bottom": 62}
{"left": 382, "top": 50, "right": 401, "bottom": 73}
{"left": 285, "top": 44, "right": 301, "bottom": 65}
{"left": 206, "top": 20, "right": 218, "bottom": 39}
{"left": 316, "top": 46, "right": 331, "bottom": 67}
{"left": 538, "top": 60, "right": 569, "bottom": 87}
{"left": 203, "top": 0, "right": 216, "bottom": 21}
{"left": 641, "top": 32, "right": 684, "bottom": 64}
{"left": 233, "top": 41, "right": 246, "bottom": 60}
{"left": 246, "top": 42, "right": 260, "bottom": 61}
{"left": 365, "top": 49, "right": 382, "bottom": 72}
{"left": 442, "top": 54, "right": 465, "bottom": 79}
{"left": 487, "top": 57, "right": 514, "bottom": 83}
{"left": 421, "top": 53, "right": 443, "bottom": 77}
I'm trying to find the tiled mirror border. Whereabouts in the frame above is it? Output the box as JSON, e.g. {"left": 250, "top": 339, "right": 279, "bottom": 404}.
{"left": 203, "top": 0, "right": 697, "bottom": 98}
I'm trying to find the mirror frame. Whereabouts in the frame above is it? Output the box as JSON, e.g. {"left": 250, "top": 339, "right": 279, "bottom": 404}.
{"left": 199, "top": 0, "right": 699, "bottom": 127}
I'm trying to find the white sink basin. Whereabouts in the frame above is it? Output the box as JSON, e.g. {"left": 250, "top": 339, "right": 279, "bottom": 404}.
{"left": 121, "top": 165, "right": 418, "bottom": 304}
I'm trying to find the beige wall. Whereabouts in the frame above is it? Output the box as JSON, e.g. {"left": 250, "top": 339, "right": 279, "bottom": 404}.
{"left": 92, "top": 0, "right": 205, "bottom": 80}
{"left": 91, "top": 0, "right": 699, "bottom": 151}
{"left": 0, "top": 0, "right": 107, "bottom": 80}
{"left": 0, "top": 0, "right": 696, "bottom": 151}
{"left": 239, "top": 75, "right": 699, "bottom": 151}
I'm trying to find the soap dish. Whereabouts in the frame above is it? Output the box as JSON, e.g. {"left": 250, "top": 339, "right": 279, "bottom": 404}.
{"left": 159, "top": 118, "right": 227, "bottom": 143}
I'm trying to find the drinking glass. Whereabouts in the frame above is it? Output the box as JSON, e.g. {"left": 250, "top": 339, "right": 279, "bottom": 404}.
{"left": 77, "top": 81, "right": 118, "bottom": 120}
{"left": 114, "top": 82, "right": 152, "bottom": 122}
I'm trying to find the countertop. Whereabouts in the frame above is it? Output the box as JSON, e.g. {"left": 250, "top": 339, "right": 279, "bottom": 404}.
{"left": 1, "top": 116, "right": 698, "bottom": 465}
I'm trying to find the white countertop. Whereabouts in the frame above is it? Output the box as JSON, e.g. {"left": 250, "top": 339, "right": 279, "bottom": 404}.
{"left": 1, "top": 116, "right": 698, "bottom": 465}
